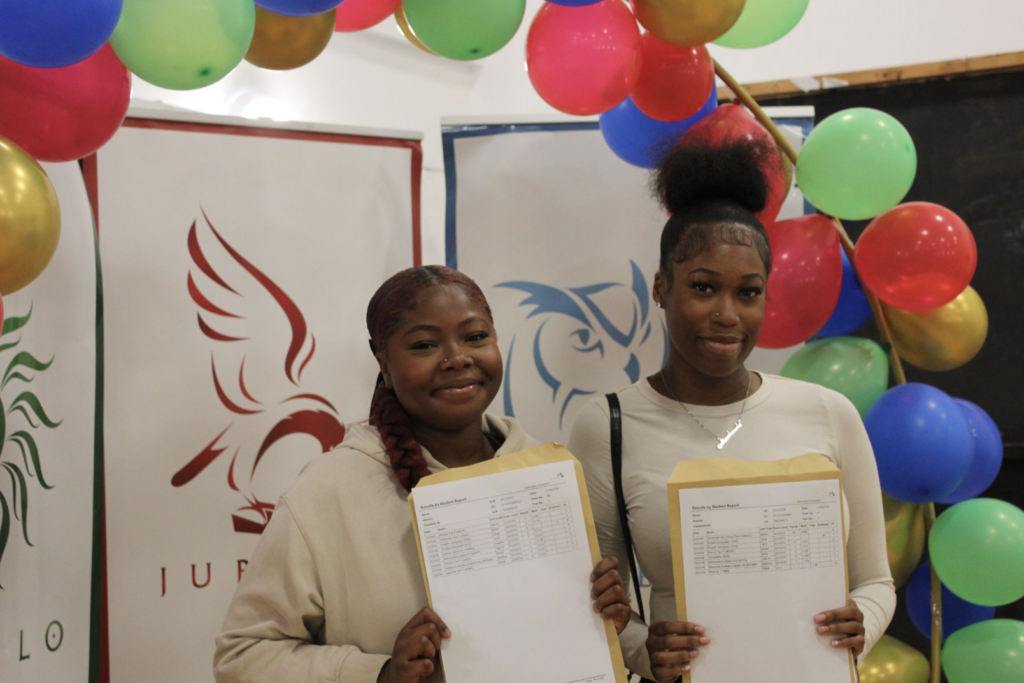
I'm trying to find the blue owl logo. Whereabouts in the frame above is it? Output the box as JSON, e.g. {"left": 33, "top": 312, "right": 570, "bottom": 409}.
{"left": 496, "top": 261, "right": 668, "bottom": 441}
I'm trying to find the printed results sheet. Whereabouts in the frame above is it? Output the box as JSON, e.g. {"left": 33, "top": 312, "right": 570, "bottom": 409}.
{"left": 675, "top": 475, "right": 853, "bottom": 683}
{"left": 411, "top": 446, "right": 625, "bottom": 683}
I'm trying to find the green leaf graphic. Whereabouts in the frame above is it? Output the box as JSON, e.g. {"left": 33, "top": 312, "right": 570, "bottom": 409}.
{"left": 0, "top": 337, "right": 21, "bottom": 355}
{"left": 2, "top": 463, "right": 17, "bottom": 519}
{"left": 3, "top": 351, "right": 53, "bottom": 388}
{"left": 8, "top": 392, "right": 62, "bottom": 429}
{"left": 10, "top": 432, "right": 52, "bottom": 490}
{"left": 0, "top": 491, "right": 9, "bottom": 589}
{"left": 8, "top": 437, "right": 34, "bottom": 477}
{"left": 1, "top": 305, "right": 32, "bottom": 337}
{"left": 2, "top": 372, "right": 33, "bottom": 390}
{"left": 9, "top": 405, "right": 39, "bottom": 429}
{"left": 1, "top": 462, "right": 30, "bottom": 545}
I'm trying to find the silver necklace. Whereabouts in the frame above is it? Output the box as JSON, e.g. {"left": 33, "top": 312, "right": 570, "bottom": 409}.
{"left": 659, "top": 369, "right": 752, "bottom": 450}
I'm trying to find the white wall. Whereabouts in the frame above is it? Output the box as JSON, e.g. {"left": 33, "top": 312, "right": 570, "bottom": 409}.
{"left": 130, "top": 0, "right": 1024, "bottom": 264}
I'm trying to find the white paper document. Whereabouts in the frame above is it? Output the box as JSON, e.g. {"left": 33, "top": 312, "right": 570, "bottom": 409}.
{"left": 678, "top": 479, "right": 853, "bottom": 683}
{"left": 412, "top": 458, "right": 619, "bottom": 683}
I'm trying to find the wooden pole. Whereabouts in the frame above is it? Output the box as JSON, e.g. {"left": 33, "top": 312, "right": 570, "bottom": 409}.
{"left": 712, "top": 58, "right": 933, "bottom": 680}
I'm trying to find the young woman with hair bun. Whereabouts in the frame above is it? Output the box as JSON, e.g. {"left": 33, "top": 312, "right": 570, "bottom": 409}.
{"left": 568, "top": 138, "right": 895, "bottom": 682}
{"left": 214, "top": 265, "right": 631, "bottom": 683}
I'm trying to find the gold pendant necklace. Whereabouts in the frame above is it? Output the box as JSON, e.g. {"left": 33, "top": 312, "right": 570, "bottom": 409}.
{"left": 659, "top": 369, "right": 752, "bottom": 449}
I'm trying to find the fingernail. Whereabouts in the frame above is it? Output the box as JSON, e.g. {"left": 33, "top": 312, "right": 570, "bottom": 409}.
{"left": 690, "top": 649, "right": 699, "bottom": 658}
{"left": 818, "top": 626, "right": 829, "bottom": 633}
{"left": 699, "top": 637, "right": 710, "bottom": 645}
{"left": 831, "top": 639, "right": 841, "bottom": 646}
{"left": 444, "top": 628, "right": 452, "bottom": 637}
{"left": 592, "top": 602, "right": 600, "bottom": 613}
{"left": 695, "top": 625, "right": 705, "bottom": 634}
{"left": 815, "top": 614, "right": 827, "bottom": 623}
{"left": 681, "top": 664, "right": 691, "bottom": 672}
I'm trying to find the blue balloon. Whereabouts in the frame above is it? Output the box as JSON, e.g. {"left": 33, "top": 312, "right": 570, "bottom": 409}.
{"left": 816, "top": 249, "right": 872, "bottom": 337}
{"left": 864, "top": 383, "right": 973, "bottom": 503}
{"left": 938, "top": 399, "right": 1003, "bottom": 504}
{"left": 0, "top": 0, "right": 123, "bottom": 68}
{"left": 906, "top": 561, "right": 995, "bottom": 639}
{"left": 600, "top": 91, "right": 718, "bottom": 169}
{"left": 255, "top": 0, "right": 342, "bottom": 17}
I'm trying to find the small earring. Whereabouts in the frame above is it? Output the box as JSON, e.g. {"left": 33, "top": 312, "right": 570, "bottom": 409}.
{"left": 656, "top": 302, "right": 663, "bottom": 309}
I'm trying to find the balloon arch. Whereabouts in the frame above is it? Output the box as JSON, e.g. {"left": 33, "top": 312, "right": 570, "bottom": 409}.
{"left": 0, "top": 2, "right": 1021, "bottom": 682}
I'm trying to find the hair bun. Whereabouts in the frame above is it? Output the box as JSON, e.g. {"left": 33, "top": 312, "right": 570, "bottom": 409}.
{"left": 654, "top": 136, "right": 776, "bottom": 217}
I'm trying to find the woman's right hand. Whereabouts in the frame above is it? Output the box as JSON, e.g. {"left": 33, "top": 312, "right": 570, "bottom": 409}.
{"left": 646, "top": 621, "right": 710, "bottom": 682}
{"left": 378, "top": 607, "right": 451, "bottom": 683}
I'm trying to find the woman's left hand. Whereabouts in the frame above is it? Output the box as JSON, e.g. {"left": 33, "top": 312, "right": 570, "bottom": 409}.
{"left": 591, "top": 556, "right": 631, "bottom": 634}
{"left": 815, "top": 600, "right": 865, "bottom": 658}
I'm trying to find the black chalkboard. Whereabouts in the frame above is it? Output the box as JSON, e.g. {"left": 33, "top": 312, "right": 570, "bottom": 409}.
{"left": 762, "top": 69, "right": 1024, "bottom": 457}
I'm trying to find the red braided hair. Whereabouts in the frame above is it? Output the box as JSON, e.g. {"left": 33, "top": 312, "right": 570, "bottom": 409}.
{"left": 366, "top": 266, "right": 492, "bottom": 491}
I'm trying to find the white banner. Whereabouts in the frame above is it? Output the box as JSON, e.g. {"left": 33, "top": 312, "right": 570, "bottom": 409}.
{"left": 97, "top": 116, "right": 420, "bottom": 683}
{"left": 0, "top": 162, "right": 98, "bottom": 683}
{"left": 444, "top": 111, "right": 813, "bottom": 447}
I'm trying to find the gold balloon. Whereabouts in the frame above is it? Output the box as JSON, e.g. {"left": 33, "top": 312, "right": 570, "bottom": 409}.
{"left": 0, "top": 136, "right": 61, "bottom": 295}
{"left": 884, "top": 286, "right": 988, "bottom": 371}
{"left": 857, "top": 635, "right": 930, "bottom": 683}
{"left": 882, "top": 493, "right": 926, "bottom": 589}
{"left": 394, "top": 5, "right": 434, "bottom": 55}
{"left": 245, "top": 7, "right": 336, "bottom": 71}
{"left": 632, "top": 0, "right": 747, "bottom": 46}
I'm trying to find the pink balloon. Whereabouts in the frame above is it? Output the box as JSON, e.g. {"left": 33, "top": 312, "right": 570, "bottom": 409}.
{"left": 757, "top": 215, "right": 843, "bottom": 349}
{"left": 854, "top": 202, "right": 977, "bottom": 311}
{"left": 334, "top": 0, "right": 401, "bottom": 32}
{"left": 631, "top": 33, "right": 714, "bottom": 122}
{"left": 526, "top": 0, "right": 642, "bottom": 116}
{"left": 0, "top": 43, "right": 130, "bottom": 162}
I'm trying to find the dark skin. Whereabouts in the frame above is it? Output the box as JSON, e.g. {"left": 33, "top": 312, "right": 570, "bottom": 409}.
{"left": 375, "top": 286, "right": 631, "bottom": 683}
{"left": 644, "top": 234, "right": 864, "bottom": 681}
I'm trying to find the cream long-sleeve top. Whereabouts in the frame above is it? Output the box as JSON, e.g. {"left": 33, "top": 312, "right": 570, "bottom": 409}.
{"left": 214, "top": 414, "right": 538, "bottom": 683}
{"left": 568, "top": 373, "right": 895, "bottom": 680}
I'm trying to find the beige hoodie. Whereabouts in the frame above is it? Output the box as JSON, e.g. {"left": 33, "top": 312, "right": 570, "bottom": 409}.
{"left": 214, "top": 414, "right": 538, "bottom": 683}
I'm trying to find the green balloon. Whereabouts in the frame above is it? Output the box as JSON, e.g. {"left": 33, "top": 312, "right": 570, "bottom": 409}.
{"left": 930, "top": 498, "right": 1024, "bottom": 606}
{"left": 713, "top": 0, "right": 810, "bottom": 49}
{"left": 111, "top": 0, "right": 255, "bottom": 90}
{"left": 796, "top": 108, "right": 917, "bottom": 220}
{"left": 779, "top": 337, "right": 888, "bottom": 418}
{"left": 403, "top": 0, "right": 525, "bottom": 61}
{"left": 943, "top": 619, "right": 1024, "bottom": 683}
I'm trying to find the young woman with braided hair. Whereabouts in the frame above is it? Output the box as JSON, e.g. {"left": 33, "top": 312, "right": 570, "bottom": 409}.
{"left": 215, "top": 265, "right": 631, "bottom": 683}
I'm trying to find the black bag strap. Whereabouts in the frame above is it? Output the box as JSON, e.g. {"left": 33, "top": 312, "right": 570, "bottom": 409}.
{"left": 607, "top": 392, "right": 645, "bottom": 624}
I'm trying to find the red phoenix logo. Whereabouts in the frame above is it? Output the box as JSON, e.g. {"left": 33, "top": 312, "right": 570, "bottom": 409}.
{"left": 171, "top": 211, "right": 345, "bottom": 534}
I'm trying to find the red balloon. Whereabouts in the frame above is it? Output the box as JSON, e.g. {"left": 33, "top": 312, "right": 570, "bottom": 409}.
{"left": 334, "top": 0, "right": 401, "bottom": 32}
{"left": 855, "top": 202, "right": 977, "bottom": 311}
{"left": 682, "top": 103, "right": 789, "bottom": 225}
{"left": 757, "top": 215, "right": 843, "bottom": 349}
{"left": 526, "top": 0, "right": 642, "bottom": 116}
{"left": 631, "top": 34, "right": 714, "bottom": 122}
{"left": 0, "top": 43, "right": 130, "bottom": 162}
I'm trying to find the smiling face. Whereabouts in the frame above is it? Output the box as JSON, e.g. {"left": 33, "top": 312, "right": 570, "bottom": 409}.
{"left": 376, "top": 285, "right": 502, "bottom": 435}
{"left": 653, "top": 232, "right": 767, "bottom": 385}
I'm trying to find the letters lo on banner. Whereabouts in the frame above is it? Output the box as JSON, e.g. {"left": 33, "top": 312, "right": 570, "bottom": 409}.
{"left": 442, "top": 110, "right": 813, "bottom": 446}
{"left": 0, "top": 162, "right": 98, "bottom": 683}
{"left": 668, "top": 454, "right": 854, "bottom": 683}
{"left": 95, "top": 113, "right": 421, "bottom": 683}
